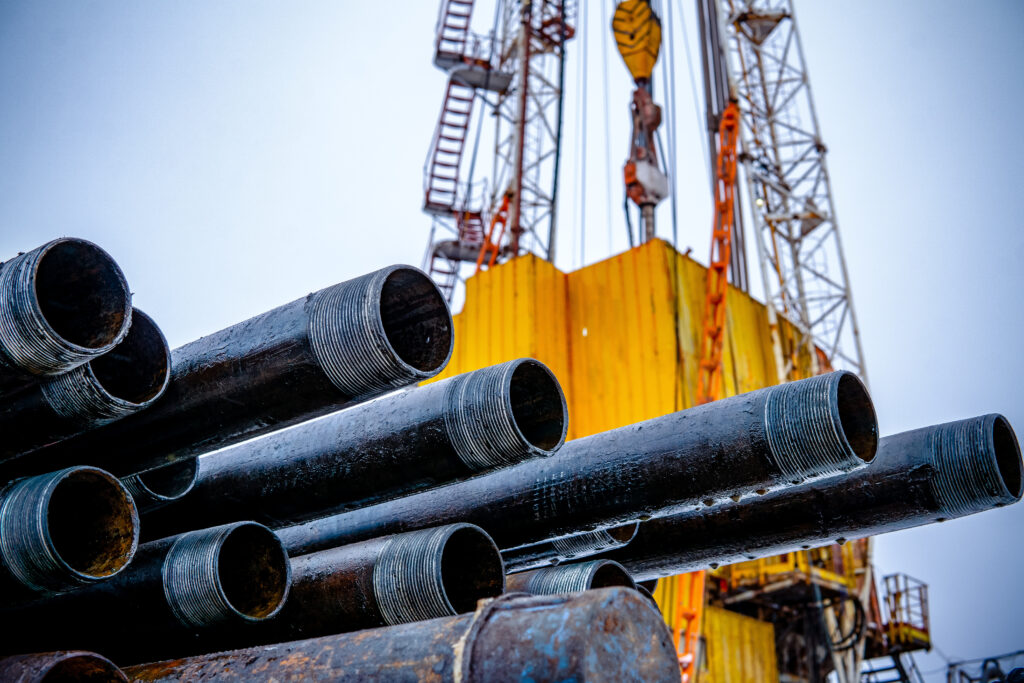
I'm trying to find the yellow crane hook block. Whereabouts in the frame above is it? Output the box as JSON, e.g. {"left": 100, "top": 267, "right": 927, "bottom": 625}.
{"left": 612, "top": 0, "right": 662, "bottom": 83}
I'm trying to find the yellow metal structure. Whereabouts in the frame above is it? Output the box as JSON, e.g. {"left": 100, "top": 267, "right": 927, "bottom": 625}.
{"left": 718, "top": 544, "right": 863, "bottom": 596}
{"left": 701, "top": 607, "right": 780, "bottom": 683}
{"left": 612, "top": 0, "right": 662, "bottom": 82}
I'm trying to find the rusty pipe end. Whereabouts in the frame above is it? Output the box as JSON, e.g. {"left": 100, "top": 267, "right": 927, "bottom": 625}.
{"left": 0, "top": 238, "right": 131, "bottom": 377}
{"left": 507, "top": 559, "right": 637, "bottom": 595}
{"left": 373, "top": 523, "right": 505, "bottom": 625}
{"left": 0, "top": 651, "right": 127, "bottom": 682}
{"left": 0, "top": 467, "right": 139, "bottom": 594}
{"left": 162, "top": 521, "right": 291, "bottom": 629}
{"left": 40, "top": 309, "right": 170, "bottom": 427}
{"left": 930, "top": 414, "right": 1023, "bottom": 519}
{"left": 309, "top": 266, "right": 453, "bottom": 397}
{"left": 764, "top": 371, "right": 878, "bottom": 484}
{"left": 445, "top": 359, "right": 568, "bottom": 471}
{"left": 549, "top": 523, "right": 639, "bottom": 561}
{"left": 121, "top": 458, "right": 198, "bottom": 513}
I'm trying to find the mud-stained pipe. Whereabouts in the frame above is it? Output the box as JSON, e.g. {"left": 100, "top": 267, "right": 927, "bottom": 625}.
{"left": 0, "top": 309, "right": 169, "bottom": 466}
{"left": 17, "top": 265, "right": 453, "bottom": 477}
{"left": 0, "top": 521, "right": 291, "bottom": 664}
{"left": 278, "top": 372, "right": 877, "bottom": 555}
{"left": 0, "top": 467, "right": 139, "bottom": 605}
{"left": 502, "top": 523, "right": 639, "bottom": 573}
{"left": 0, "top": 239, "right": 132, "bottom": 398}
{"left": 0, "top": 651, "right": 127, "bottom": 682}
{"left": 121, "top": 458, "right": 198, "bottom": 513}
{"left": 140, "top": 359, "right": 566, "bottom": 538}
{"left": 506, "top": 559, "right": 636, "bottom": 595}
{"left": 124, "top": 587, "right": 680, "bottom": 682}
{"left": 602, "top": 414, "right": 1023, "bottom": 582}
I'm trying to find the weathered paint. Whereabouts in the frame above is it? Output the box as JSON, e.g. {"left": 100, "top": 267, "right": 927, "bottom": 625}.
{"left": 702, "top": 606, "right": 779, "bottom": 683}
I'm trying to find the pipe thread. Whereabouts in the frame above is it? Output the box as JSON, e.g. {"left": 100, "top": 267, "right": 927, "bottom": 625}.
{"left": 121, "top": 466, "right": 197, "bottom": 513}
{"left": 763, "top": 372, "right": 864, "bottom": 484}
{"left": 39, "top": 365, "right": 144, "bottom": 428}
{"left": 929, "top": 415, "right": 1019, "bottom": 518}
{"left": 550, "top": 525, "right": 639, "bottom": 559}
{"left": 518, "top": 560, "right": 635, "bottom": 595}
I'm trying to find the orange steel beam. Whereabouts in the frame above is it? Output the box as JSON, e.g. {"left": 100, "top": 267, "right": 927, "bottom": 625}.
{"left": 476, "top": 193, "right": 511, "bottom": 272}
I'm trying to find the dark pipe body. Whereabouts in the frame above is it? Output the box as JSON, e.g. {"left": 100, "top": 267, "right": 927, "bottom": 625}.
{"left": 0, "top": 521, "right": 291, "bottom": 664}
{"left": 9, "top": 265, "right": 453, "bottom": 477}
{"left": 0, "top": 238, "right": 131, "bottom": 397}
{"left": 125, "top": 587, "right": 680, "bottom": 682}
{"left": 506, "top": 559, "right": 636, "bottom": 594}
{"left": 0, "top": 651, "right": 127, "bottom": 682}
{"left": 502, "top": 523, "right": 639, "bottom": 573}
{"left": 0, "top": 309, "right": 169, "bottom": 465}
{"left": 140, "top": 359, "right": 566, "bottom": 538}
{"left": 601, "top": 414, "right": 1023, "bottom": 581}
{"left": 278, "top": 372, "right": 877, "bottom": 555}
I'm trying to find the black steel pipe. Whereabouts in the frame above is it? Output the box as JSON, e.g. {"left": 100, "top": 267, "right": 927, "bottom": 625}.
{"left": 0, "top": 309, "right": 169, "bottom": 466}
{"left": 0, "top": 521, "right": 291, "bottom": 664}
{"left": 0, "top": 651, "right": 127, "bottom": 682}
{"left": 0, "top": 467, "right": 139, "bottom": 605}
{"left": 502, "top": 523, "right": 639, "bottom": 573}
{"left": 120, "top": 458, "right": 198, "bottom": 513}
{"left": 601, "top": 414, "right": 1023, "bottom": 581}
{"left": 125, "top": 587, "right": 680, "bottom": 682}
{"left": 14, "top": 265, "right": 453, "bottom": 477}
{"left": 506, "top": 559, "right": 636, "bottom": 594}
{"left": 278, "top": 372, "right": 877, "bottom": 555}
{"left": 0, "top": 238, "right": 132, "bottom": 398}
{"left": 140, "top": 359, "right": 566, "bottom": 537}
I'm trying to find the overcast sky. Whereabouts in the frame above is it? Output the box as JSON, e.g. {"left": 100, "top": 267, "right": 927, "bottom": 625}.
{"left": 1, "top": 2, "right": 1021, "bottom": 678}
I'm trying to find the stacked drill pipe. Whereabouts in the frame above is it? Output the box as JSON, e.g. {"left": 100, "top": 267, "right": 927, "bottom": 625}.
{"left": 0, "top": 238, "right": 131, "bottom": 398}
{"left": 125, "top": 587, "right": 680, "bottom": 682}
{"left": 595, "top": 414, "right": 1022, "bottom": 581}
{"left": 0, "top": 651, "right": 127, "bottom": 682}
{"left": 9, "top": 265, "right": 453, "bottom": 478}
{"left": 506, "top": 559, "right": 637, "bottom": 595}
{"left": 139, "top": 358, "right": 566, "bottom": 537}
{"left": 502, "top": 523, "right": 639, "bottom": 573}
{"left": 0, "top": 521, "right": 292, "bottom": 664}
{"left": 0, "top": 309, "right": 170, "bottom": 466}
{"left": 276, "top": 371, "right": 878, "bottom": 555}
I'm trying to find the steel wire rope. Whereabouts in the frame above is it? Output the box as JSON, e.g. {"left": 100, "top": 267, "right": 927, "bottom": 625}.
{"left": 600, "top": 0, "right": 614, "bottom": 255}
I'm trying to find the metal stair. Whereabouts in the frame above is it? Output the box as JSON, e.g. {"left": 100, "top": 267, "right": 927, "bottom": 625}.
{"left": 862, "top": 653, "right": 925, "bottom": 683}
{"left": 423, "top": 78, "right": 475, "bottom": 214}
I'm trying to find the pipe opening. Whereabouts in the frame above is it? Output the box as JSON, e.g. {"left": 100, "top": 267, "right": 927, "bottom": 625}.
{"left": 47, "top": 469, "right": 137, "bottom": 578}
{"left": 217, "top": 523, "right": 290, "bottom": 620}
{"left": 836, "top": 373, "right": 878, "bottom": 463}
{"left": 992, "top": 416, "right": 1023, "bottom": 499}
{"left": 34, "top": 240, "right": 130, "bottom": 350}
{"left": 509, "top": 360, "right": 567, "bottom": 451}
{"left": 39, "top": 653, "right": 127, "bottom": 682}
{"left": 378, "top": 268, "right": 452, "bottom": 374}
{"left": 440, "top": 526, "right": 505, "bottom": 613}
{"left": 607, "top": 523, "right": 639, "bottom": 544}
{"left": 134, "top": 458, "right": 199, "bottom": 501}
{"left": 90, "top": 310, "right": 170, "bottom": 404}
{"left": 589, "top": 562, "right": 636, "bottom": 590}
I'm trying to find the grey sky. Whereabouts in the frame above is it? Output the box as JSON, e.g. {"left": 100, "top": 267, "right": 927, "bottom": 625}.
{"left": 1, "top": 2, "right": 1021, "bottom": 678}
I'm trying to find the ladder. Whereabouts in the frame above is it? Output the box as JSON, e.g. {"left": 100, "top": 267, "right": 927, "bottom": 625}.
{"left": 434, "top": 0, "right": 475, "bottom": 67}
{"left": 862, "top": 653, "right": 925, "bottom": 683}
{"left": 423, "top": 78, "right": 476, "bottom": 214}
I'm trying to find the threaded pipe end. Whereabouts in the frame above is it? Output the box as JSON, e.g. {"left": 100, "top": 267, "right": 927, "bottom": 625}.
{"left": 549, "top": 523, "right": 639, "bottom": 560}
{"left": 929, "top": 414, "right": 1023, "bottom": 518}
{"left": 0, "top": 467, "right": 139, "bottom": 594}
{"left": 162, "top": 521, "right": 291, "bottom": 630}
{"left": 763, "top": 371, "right": 878, "bottom": 484}
{"left": 0, "top": 239, "right": 131, "bottom": 377}
{"left": 121, "top": 458, "right": 199, "bottom": 513}
{"left": 510, "top": 560, "right": 636, "bottom": 595}
{"left": 308, "top": 266, "right": 452, "bottom": 398}
{"left": 0, "top": 651, "right": 127, "bottom": 682}
{"left": 373, "top": 523, "right": 504, "bottom": 625}
{"left": 444, "top": 359, "right": 567, "bottom": 471}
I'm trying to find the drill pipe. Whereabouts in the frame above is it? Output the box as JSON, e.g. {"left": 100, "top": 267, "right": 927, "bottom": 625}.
{"left": 502, "top": 523, "right": 639, "bottom": 573}
{"left": 120, "top": 458, "right": 198, "bottom": 513}
{"left": 0, "top": 651, "right": 127, "bottom": 682}
{"left": 16, "top": 265, "right": 453, "bottom": 477}
{"left": 600, "top": 413, "right": 1023, "bottom": 582}
{"left": 140, "top": 359, "right": 566, "bottom": 537}
{"left": 0, "top": 309, "right": 169, "bottom": 465}
{"left": 125, "top": 587, "right": 680, "bottom": 682}
{"left": 277, "top": 371, "right": 878, "bottom": 555}
{"left": 0, "top": 467, "right": 139, "bottom": 605}
{"left": 506, "top": 559, "right": 636, "bottom": 594}
{"left": 0, "top": 238, "right": 132, "bottom": 398}
{"left": 0, "top": 521, "right": 291, "bottom": 664}
{"left": 240, "top": 523, "right": 504, "bottom": 648}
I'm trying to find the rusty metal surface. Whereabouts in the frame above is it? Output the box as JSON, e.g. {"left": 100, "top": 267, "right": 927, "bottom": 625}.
{"left": 125, "top": 587, "right": 680, "bottom": 682}
{"left": 277, "top": 372, "right": 877, "bottom": 555}
{"left": 0, "top": 650, "right": 127, "bottom": 682}
{"left": 604, "top": 414, "right": 1023, "bottom": 581}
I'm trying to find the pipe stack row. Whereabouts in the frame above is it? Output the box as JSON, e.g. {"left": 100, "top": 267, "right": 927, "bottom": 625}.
{"left": 0, "top": 236, "right": 1019, "bottom": 682}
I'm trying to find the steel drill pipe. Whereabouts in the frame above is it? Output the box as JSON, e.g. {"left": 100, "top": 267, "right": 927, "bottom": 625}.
{"left": 140, "top": 359, "right": 566, "bottom": 537}
{"left": 0, "top": 521, "right": 291, "bottom": 664}
{"left": 278, "top": 371, "right": 878, "bottom": 555}
{"left": 0, "top": 309, "right": 170, "bottom": 465}
{"left": 506, "top": 559, "right": 637, "bottom": 595}
{"left": 0, "top": 467, "right": 139, "bottom": 605}
{"left": 21, "top": 265, "right": 453, "bottom": 477}
{"left": 502, "top": 523, "right": 639, "bottom": 573}
{"left": 0, "top": 651, "right": 127, "bottom": 682}
{"left": 0, "top": 238, "right": 131, "bottom": 397}
{"left": 600, "top": 413, "right": 1023, "bottom": 582}
{"left": 125, "top": 587, "right": 680, "bottom": 682}
{"left": 120, "top": 458, "right": 198, "bottom": 513}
